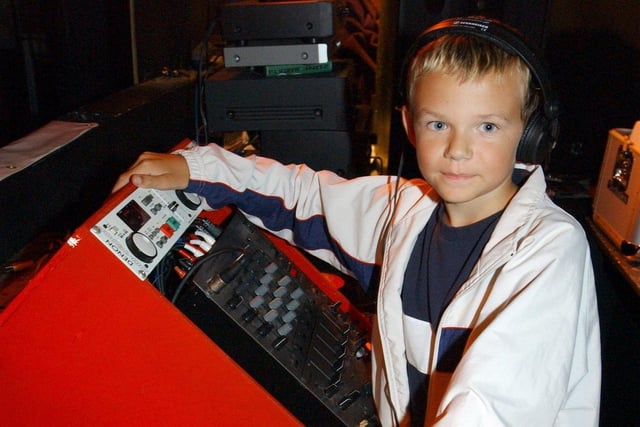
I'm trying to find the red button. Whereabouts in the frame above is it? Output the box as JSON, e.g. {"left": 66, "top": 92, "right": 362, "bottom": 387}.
{"left": 160, "top": 223, "right": 174, "bottom": 238}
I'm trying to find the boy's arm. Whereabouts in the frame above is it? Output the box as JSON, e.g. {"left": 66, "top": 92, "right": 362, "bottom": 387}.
{"left": 173, "top": 143, "right": 396, "bottom": 288}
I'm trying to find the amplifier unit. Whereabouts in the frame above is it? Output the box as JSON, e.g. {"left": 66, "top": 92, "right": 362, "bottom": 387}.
{"left": 260, "top": 130, "right": 353, "bottom": 176}
{"left": 205, "top": 65, "right": 352, "bottom": 132}
{"left": 221, "top": 0, "right": 334, "bottom": 42}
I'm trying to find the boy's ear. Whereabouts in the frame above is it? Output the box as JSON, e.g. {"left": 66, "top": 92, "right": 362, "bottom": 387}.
{"left": 400, "top": 106, "right": 417, "bottom": 147}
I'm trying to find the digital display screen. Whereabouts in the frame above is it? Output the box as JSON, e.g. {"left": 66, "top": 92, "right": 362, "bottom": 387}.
{"left": 117, "top": 200, "right": 150, "bottom": 232}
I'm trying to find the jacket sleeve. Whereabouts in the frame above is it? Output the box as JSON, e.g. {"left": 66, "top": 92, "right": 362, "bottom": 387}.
{"left": 176, "top": 143, "right": 396, "bottom": 289}
{"left": 431, "top": 216, "right": 601, "bottom": 426}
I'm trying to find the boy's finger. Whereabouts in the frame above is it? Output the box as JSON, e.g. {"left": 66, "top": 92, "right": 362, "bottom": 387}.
{"left": 111, "top": 173, "right": 133, "bottom": 193}
{"left": 133, "top": 173, "right": 185, "bottom": 191}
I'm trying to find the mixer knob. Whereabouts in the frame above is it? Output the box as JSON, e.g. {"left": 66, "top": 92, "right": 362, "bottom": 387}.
{"left": 125, "top": 232, "right": 157, "bottom": 263}
{"left": 175, "top": 190, "right": 202, "bottom": 210}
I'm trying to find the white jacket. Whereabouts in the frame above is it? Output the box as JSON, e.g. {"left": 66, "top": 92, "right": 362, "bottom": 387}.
{"left": 179, "top": 143, "right": 601, "bottom": 426}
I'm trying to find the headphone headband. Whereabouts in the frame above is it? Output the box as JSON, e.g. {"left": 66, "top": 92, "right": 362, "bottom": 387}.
{"left": 408, "top": 17, "right": 559, "bottom": 119}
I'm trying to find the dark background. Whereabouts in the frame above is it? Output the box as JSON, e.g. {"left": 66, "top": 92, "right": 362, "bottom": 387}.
{"left": 0, "top": 0, "right": 215, "bottom": 146}
{"left": 2, "top": 1, "right": 639, "bottom": 178}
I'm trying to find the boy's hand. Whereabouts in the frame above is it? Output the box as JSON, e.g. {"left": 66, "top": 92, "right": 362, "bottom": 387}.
{"left": 112, "top": 152, "right": 190, "bottom": 193}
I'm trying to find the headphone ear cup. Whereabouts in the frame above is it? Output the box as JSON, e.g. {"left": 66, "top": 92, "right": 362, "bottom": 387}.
{"left": 517, "top": 109, "right": 553, "bottom": 164}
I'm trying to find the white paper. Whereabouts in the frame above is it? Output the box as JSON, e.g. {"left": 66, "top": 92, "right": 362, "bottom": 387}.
{"left": 0, "top": 120, "right": 98, "bottom": 181}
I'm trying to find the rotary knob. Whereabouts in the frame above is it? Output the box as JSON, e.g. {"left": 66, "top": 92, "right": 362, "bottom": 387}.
{"left": 175, "top": 190, "right": 201, "bottom": 210}
{"left": 125, "top": 232, "right": 157, "bottom": 263}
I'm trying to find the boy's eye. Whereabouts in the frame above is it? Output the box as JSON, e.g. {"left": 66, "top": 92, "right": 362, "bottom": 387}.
{"left": 481, "top": 123, "right": 497, "bottom": 132}
{"left": 428, "top": 121, "right": 447, "bottom": 131}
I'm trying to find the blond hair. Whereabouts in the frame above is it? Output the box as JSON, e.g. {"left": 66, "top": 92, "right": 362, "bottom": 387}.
{"left": 405, "top": 34, "right": 538, "bottom": 122}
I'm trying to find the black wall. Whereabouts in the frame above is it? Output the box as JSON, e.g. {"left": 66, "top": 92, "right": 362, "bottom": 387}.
{"left": 0, "top": 73, "right": 196, "bottom": 266}
{"left": 0, "top": 0, "right": 132, "bottom": 146}
{"left": 0, "top": 0, "right": 217, "bottom": 147}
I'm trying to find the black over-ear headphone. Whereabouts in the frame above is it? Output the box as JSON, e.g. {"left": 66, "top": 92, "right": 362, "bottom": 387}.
{"left": 399, "top": 16, "right": 560, "bottom": 165}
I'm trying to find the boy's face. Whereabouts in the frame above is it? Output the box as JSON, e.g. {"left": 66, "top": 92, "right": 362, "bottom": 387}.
{"left": 402, "top": 69, "right": 524, "bottom": 226}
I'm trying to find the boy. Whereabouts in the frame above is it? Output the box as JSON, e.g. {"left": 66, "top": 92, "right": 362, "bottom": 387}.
{"left": 113, "top": 17, "right": 600, "bottom": 426}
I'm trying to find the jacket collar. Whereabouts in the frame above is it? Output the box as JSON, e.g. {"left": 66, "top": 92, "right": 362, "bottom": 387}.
{"left": 385, "top": 163, "right": 547, "bottom": 292}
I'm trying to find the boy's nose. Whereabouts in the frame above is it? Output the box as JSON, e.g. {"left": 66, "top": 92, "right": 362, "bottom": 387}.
{"left": 444, "top": 131, "right": 472, "bottom": 160}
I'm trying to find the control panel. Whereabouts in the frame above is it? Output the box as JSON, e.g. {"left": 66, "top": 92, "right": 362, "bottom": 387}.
{"left": 90, "top": 188, "right": 203, "bottom": 280}
{"left": 183, "top": 212, "right": 378, "bottom": 426}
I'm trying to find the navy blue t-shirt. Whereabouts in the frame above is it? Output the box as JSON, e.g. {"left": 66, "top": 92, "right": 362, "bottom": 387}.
{"left": 402, "top": 203, "right": 502, "bottom": 425}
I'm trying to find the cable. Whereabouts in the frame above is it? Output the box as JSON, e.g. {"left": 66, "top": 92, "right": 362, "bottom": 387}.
{"left": 194, "top": 19, "right": 218, "bottom": 145}
{"left": 170, "top": 247, "right": 244, "bottom": 304}
{"left": 392, "top": 145, "right": 405, "bottom": 208}
{"left": 150, "top": 244, "right": 186, "bottom": 295}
